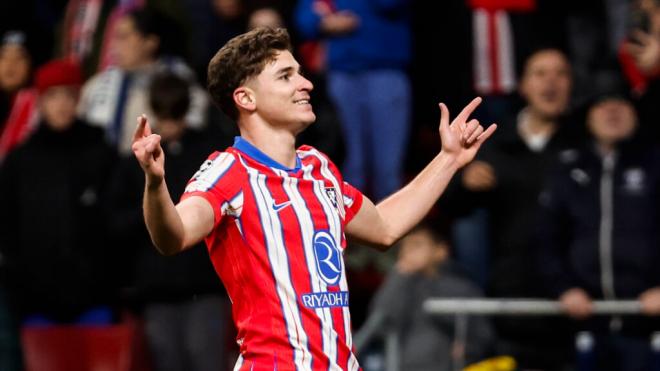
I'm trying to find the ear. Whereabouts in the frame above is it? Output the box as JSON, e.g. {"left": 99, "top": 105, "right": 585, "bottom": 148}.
{"left": 145, "top": 35, "right": 160, "bottom": 56}
{"left": 433, "top": 242, "right": 449, "bottom": 262}
{"left": 233, "top": 87, "right": 257, "bottom": 113}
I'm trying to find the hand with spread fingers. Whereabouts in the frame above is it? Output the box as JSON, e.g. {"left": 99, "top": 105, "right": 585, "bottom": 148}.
{"left": 438, "top": 97, "right": 497, "bottom": 169}
{"left": 131, "top": 114, "right": 165, "bottom": 187}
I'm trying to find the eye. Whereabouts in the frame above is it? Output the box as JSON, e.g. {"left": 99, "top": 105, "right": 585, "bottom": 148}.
{"left": 280, "top": 74, "right": 290, "bottom": 81}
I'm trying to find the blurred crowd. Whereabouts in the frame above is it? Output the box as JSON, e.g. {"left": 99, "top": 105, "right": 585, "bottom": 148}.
{"left": 2, "top": 0, "right": 660, "bottom": 371}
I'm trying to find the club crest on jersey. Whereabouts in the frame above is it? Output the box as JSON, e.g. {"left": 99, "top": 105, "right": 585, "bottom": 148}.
{"left": 324, "top": 187, "right": 338, "bottom": 208}
{"left": 313, "top": 231, "right": 342, "bottom": 286}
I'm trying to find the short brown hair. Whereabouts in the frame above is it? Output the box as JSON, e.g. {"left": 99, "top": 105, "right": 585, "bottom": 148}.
{"left": 149, "top": 72, "right": 190, "bottom": 121}
{"left": 207, "top": 27, "right": 292, "bottom": 121}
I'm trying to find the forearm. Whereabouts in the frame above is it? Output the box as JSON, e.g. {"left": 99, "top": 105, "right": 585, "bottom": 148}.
{"left": 376, "top": 152, "right": 460, "bottom": 244}
{"left": 143, "top": 179, "right": 186, "bottom": 256}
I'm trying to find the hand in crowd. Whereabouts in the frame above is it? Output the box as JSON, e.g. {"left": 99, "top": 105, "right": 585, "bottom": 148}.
{"left": 320, "top": 11, "right": 360, "bottom": 35}
{"left": 626, "top": 29, "right": 660, "bottom": 75}
{"left": 560, "top": 288, "right": 593, "bottom": 319}
{"left": 438, "top": 97, "right": 497, "bottom": 169}
{"left": 639, "top": 287, "right": 660, "bottom": 315}
{"left": 462, "top": 161, "right": 497, "bottom": 191}
{"left": 132, "top": 114, "right": 165, "bottom": 187}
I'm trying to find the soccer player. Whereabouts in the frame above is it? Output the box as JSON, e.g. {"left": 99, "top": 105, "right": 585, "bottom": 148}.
{"left": 131, "top": 27, "right": 496, "bottom": 371}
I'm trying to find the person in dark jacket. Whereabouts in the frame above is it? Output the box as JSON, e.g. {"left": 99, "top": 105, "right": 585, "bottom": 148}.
{"left": 109, "top": 72, "right": 230, "bottom": 371}
{"left": 369, "top": 225, "right": 495, "bottom": 371}
{"left": 443, "top": 48, "right": 580, "bottom": 369}
{"left": 0, "top": 59, "right": 117, "bottom": 324}
{"left": 537, "top": 88, "right": 660, "bottom": 371}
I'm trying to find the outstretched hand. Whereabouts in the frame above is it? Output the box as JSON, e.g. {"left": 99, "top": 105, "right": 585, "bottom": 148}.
{"left": 132, "top": 114, "right": 165, "bottom": 187}
{"left": 438, "top": 97, "right": 497, "bottom": 168}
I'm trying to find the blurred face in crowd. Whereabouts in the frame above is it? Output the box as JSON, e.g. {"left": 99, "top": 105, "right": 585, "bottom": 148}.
{"left": 40, "top": 86, "right": 79, "bottom": 131}
{"left": 519, "top": 50, "right": 572, "bottom": 120}
{"left": 248, "top": 8, "right": 284, "bottom": 30}
{"left": 587, "top": 98, "right": 637, "bottom": 145}
{"left": 111, "top": 16, "right": 159, "bottom": 71}
{"left": 213, "top": 0, "right": 242, "bottom": 20}
{"left": 153, "top": 118, "right": 185, "bottom": 143}
{"left": 0, "top": 44, "right": 31, "bottom": 93}
{"left": 398, "top": 229, "right": 448, "bottom": 275}
{"left": 243, "top": 50, "right": 315, "bottom": 132}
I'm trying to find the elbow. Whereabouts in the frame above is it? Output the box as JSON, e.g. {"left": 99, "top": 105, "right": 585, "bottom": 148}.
{"left": 152, "top": 239, "right": 184, "bottom": 256}
{"left": 372, "top": 234, "right": 399, "bottom": 251}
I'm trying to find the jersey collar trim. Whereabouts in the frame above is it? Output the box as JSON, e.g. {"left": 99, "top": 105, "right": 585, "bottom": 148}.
{"left": 233, "top": 136, "right": 302, "bottom": 173}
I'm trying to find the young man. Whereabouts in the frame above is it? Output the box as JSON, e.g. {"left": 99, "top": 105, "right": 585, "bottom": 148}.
{"left": 132, "top": 27, "right": 496, "bottom": 370}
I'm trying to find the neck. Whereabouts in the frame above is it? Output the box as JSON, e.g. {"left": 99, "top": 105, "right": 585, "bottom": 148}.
{"left": 238, "top": 116, "right": 298, "bottom": 168}
{"left": 596, "top": 140, "right": 616, "bottom": 156}
{"left": 524, "top": 108, "right": 557, "bottom": 133}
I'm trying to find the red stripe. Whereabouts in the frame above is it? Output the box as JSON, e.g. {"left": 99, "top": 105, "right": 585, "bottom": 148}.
{"left": 273, "top": 176, "right": 332, "bottom": 369}
{"left": 488, "top": 11, "right": 502, "bottom": 94}
{"left": 302, "top": 153, "right": 351, "bottom": 369}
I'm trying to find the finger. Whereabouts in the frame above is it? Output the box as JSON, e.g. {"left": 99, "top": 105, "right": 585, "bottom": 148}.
{"left": 455, "top": 97, "right": 482, "bottom": 124}
{"left": 631, "top": 29, "right": 652, "bottom": 44}
{"left": 132, "top": 114, "right": 152, "bottom": 142}
{"left": 438, "top": 103, "right": 450, "bottom": 134}
{"left": 462, "top": 119, "right": 480, "bottom": 142}
{"left": 625, "top": 41, "right": 644, "bottom": 56}
{"left": 144, "top": 134, "right": 162, "bottom": 154}
{"left": 474, "top": 123, "right": 498, "bottom": 144}
{"left": 466, "top": 125, "right": 484, "bottom": 145}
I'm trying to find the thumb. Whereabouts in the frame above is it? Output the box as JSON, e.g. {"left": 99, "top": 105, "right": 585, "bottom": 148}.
{"left": 438, "top": 103, "right": 450, "bottom": 134}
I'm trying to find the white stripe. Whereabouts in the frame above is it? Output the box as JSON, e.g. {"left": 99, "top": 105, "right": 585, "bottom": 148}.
{"left": 233, "top": 355, "right": 244, "bottom": 371}
{"left": 306, "top": 152, "right": 360, "bottom": 369}
{"left": 247, "top": 168, "right": 312, "bottom": 369}
{"left": 473, "top": 9, "right": 492, "bottom": 94}
{"left": 277, "top": 170, "right": 334, "bottom": 369}
{"left": 300, "top": 162, "right": 344, "bottom": 371}
{"left": 495, "top": 10, "right": 516, "bottom": 93}
{"left": 185, "top": 153, "right": 235, "bottom": 193}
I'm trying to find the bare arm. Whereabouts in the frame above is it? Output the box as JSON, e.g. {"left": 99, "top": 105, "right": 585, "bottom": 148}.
{"left": 132, "top": 115, "right": 214, "bottom": 255}
{"left": 346, "top": 98, "right": 497, "bottom": 249}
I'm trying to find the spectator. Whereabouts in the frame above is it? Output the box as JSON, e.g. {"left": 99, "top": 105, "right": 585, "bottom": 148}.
{"left": 78, "top": 7, "right": 208, "bottom": 155}
{"left": 295, "top": 0, "right": 412, "bottom": 201}
{"left": 537, "top": 85, "right": 660, "bottom": 371}
{"left": 620, "top": 0, "right": 660, "bottom": 142}
{"left": 109, "top": 73, "right": 231, "bottom": 371}
{"left": 247, "top": 7, "right": 284, "bottom": 30}
{"left": 0, "top": 59, "right": 117, "bottom": 325}
{"left": 369, "top": 224, "right": 495, "bottom": 371}
{"left": 0, "top": 30, "right": 38, "bottom": 164}
{"left": 183, "top": 0, "right": 247, "bottom": 82}
{"left": 445, "top": 47, "right": 579, "bottom": 369}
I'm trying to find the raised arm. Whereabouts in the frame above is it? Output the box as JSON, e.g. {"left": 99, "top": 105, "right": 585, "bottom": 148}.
{"left": 132, "top": 115, "right": 214, "bottom": 255}
{"left": 346, "top": 98, "right": 496, "bottom": 249}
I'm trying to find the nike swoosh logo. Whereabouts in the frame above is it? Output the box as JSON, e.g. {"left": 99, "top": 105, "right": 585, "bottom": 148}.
{"left": 272, "top": 201, "right": 292, "bottom": 212}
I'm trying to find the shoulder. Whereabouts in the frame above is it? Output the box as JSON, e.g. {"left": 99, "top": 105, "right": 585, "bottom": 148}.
{"left": 184, "top": 150, "right": 245, "bottom": 195}
{"left": 297, "top": 145, "right": 340, "bottom": 170}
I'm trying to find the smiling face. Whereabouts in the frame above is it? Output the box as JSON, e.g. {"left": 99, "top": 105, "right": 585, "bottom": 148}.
{"left": 519, "top": 49, "right": 572, "bottom": 120}
{"left": 243, "top": 50, "right": 315, "bottom": 131}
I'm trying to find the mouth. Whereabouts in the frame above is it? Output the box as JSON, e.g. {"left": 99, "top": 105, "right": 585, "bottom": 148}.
{"left": 294, "top": 99, "right": 310, "bottom": 105}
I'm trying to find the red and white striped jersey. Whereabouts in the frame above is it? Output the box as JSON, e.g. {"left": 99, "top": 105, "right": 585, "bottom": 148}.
{"left": 181, "top": 137, "right": 364, "bottom": 371}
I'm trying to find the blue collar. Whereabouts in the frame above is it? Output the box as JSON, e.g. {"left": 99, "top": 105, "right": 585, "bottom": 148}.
{"left": 233, "top": 136, "right": 301, "bottom": 173}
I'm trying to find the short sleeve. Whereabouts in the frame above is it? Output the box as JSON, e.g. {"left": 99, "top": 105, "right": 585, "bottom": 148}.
{"left": 342, "top": 181, "right": 364, "bottom": 224}
{"left": 180, "top": 151, "right": 243, "bottom": 228}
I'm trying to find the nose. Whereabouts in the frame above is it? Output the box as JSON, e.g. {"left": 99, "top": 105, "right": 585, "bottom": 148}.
{"left": 299, "top": 74, "right": 314, "bottom": 92}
